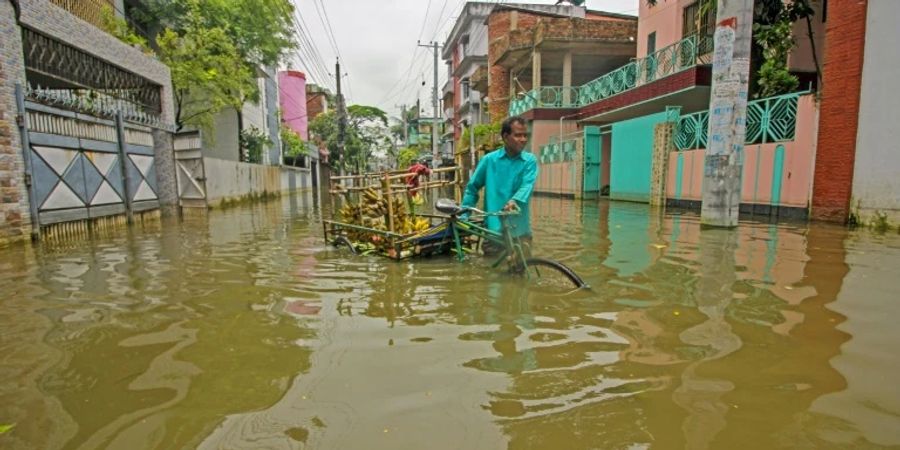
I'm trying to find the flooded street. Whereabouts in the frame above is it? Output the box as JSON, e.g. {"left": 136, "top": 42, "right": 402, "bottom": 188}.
{"left": 1, "top": 194, "right": 899, "bottom": 449}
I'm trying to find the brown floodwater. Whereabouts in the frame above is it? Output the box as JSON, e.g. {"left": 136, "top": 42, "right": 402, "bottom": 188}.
{"left": 1, "top": 193, "right": 899, "bottom": 449}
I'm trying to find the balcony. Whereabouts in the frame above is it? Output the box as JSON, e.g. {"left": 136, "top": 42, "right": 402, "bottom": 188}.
{"left": 50, "top": 0, "right": 112, "bottom": 28}
{"left": 492, "top": 16, "right": 637, "bottom": 68}
{"left": 49, "top": 0, "right": 151, "bottom": 41}
{"left": 470, "top": 65, "right": 488, "bottom": 93}
{"left": 509, "top": 34, "right": 713, "bottom": 116}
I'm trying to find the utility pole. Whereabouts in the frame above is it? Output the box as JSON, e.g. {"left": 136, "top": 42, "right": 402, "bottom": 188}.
{"left": 418, "top": 41, "right": 441, "bottom": 168}
{"left": 462, "top": 80, "right": 476, "bottom": 173}
{"left": 335, "top": 59, "right": 348, "bottom": 174}
{"left": 395, "top": 103, "right": 408, "bottom": 147}
{"left": 700, "top": 0, "right": 753, "bottom": 227}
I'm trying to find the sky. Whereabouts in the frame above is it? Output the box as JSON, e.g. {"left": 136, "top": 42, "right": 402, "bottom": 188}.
{"left": 287, "top": 0, "right": 639, "bottom": 120}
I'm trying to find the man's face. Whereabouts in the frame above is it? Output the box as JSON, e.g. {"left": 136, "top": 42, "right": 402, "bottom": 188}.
{"left": 503, "top": 122, "right": 529, "bottom": 155}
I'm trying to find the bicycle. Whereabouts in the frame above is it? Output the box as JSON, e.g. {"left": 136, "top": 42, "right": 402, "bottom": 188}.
{"left": 434, "top": 198, "right": 589, "bottom": 291}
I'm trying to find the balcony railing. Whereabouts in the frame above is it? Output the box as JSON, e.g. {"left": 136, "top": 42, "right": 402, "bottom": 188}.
{"left": 509, "top": 33, "right": 713, "bottom": 116}
{"left": 509, "top": 86, "right": 579, "bottom": 116}
{"left": 50, "top": 0, "right": 113, "bottom": 29}
{"left": 49, "top": 0, "right": 151, "bottom": 42}
{"left": 674, "top": 91, "right": 807, "bottom": 150}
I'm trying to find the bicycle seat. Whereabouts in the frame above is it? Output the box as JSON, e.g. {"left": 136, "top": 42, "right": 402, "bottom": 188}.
{"left": 436, "top": 198, "right": 466, "bottom": 216}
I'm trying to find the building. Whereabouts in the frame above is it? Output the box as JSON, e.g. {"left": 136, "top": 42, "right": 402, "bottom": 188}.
{"left": 500, "top": 0, "right": 826, "bottom": 221}
{"left": 306, "top": 83, "right": 330, "bottom": 123}
{"left": 305, "top": 83, "right": 330, "bottom": 165}
{"left": 441, "top": 2, "right": 493, "bottom": 160}
{"left": 203, "top": 67, "right": 282, "bottom": 166}
{"left": 442, "top": 1, "right": 637, "bottom": 175}
{"left": 811, "top": 0, "right": 900, "bottom": 227}
{"left": 279, "top": 71, "right": 308, "bottom": 141}
{"left": 1, "top": 0, "right": 176, "bottom": 245}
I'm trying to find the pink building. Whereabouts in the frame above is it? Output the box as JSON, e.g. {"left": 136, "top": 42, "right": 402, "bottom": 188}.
{"left": 278, "top": 71, "right": 308, "bottom": 140}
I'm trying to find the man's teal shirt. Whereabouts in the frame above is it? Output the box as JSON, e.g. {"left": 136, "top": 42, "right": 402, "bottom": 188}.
{"left": 461, "top": 147, "right": 538, "bottom": 237}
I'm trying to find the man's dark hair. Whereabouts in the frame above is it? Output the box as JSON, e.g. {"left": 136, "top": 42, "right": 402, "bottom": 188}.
{"left": 501, "top": 116, "right": 527, "bottom": 137}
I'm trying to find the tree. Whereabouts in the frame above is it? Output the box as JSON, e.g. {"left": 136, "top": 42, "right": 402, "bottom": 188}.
{"left": 310, "top": 105, "right": 391, "bottom": 173}
{"left": 397, "top": 146, "right": 420, "bottom": 168}
{"left": 157, "top": 20, "right": 253, "bottom": 131}
{"left": 141, "top": 0, "right": 297, "bottom": 132}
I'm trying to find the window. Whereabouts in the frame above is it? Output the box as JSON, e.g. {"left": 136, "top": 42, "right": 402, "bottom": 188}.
{"left": 647, "top": 32, "right": 656, "bottom": 55}
{"left": 462, "top": 79, "right": 471, "bottom": 101}
{"left": 682, "top": 1, "right": 715, "bottom": 38}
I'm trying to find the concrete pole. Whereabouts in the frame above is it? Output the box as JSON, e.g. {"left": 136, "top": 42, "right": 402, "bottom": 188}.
{"left": 532, "top": 50, "right": 542, "bottom": 93}
{"left": 335, "top": 59, "right": 347, "bottom": 174}
{"left": 700, "top": 0, "right": 753, "bottom": 227}
{"left": 432, "top": 42, "right": 440, "bottom": 168}
{"left": 562, "top": 51, "right": 573, "bottom": 106}
{"left": 418, "top": 41, "right": 442, "bottom": 168}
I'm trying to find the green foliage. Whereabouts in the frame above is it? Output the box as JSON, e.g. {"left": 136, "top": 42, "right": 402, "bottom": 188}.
{"left": 280, "top": 125, "right": 308, "bottom": 157}
{"left": 100, "top": 6, "right": 151, "bottom": 53}
{"left": 457, "top": 122, "right": 503, "bottom": 153}
{"left": 0, "top": 423, "right": 14, "bottom": 435}
{"left": 397, "top": 146, "right": 420, "bottom": 168}
{"left": 142, "top": 0, "right": 297, "bottom": 130}
{"left": 753, "top": 13, "right": 799, "bottom": 98}
{"left": 240, "top": 126, "right": 272, "bottom": 164}
{"left": 156, "top": 3, "right": 255, "bottom": 131}
{"left": 310, "top": 105, "right": 392, "bottom": 172}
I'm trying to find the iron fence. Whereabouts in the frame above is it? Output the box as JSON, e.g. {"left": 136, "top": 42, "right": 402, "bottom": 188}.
{"left": 674, "top": 91, "right": 807, "bottom": 150}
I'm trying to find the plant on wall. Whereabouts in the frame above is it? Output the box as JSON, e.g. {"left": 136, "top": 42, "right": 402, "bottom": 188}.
{"left": 240, "top": 126, "right": 272, "bottom": 164}
{"left": 100, "top": 6, "right": 151, "bottom": 54}
{"left": 280, "top": 125, "right": 308, "bottom": 161}
{"left": 753, "top": 17, "right": 799, "bottom": 98}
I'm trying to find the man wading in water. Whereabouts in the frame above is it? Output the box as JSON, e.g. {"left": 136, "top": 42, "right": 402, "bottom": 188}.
{"left": 461, "top": 116, "right": 537, "bottom": 256}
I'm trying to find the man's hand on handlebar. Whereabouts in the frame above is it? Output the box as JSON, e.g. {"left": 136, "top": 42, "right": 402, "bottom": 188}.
{"left": 503, "top": 200, "right": 521, "bottom": 213}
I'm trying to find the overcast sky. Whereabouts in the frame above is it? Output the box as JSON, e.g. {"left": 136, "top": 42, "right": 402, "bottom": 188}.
{"left": 288, "top": 0, "right": 639, "bottom": 119}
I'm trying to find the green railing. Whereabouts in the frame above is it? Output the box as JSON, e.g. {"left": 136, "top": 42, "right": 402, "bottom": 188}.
{"left": 509, "top": 34, "right": 713, "bottom": 116}
{"left": 539, "top": 133, "right": 581, "bottom": 164}
{"left": 674, "top": 91, "right": 807, "bottom": 150}
{"left": 509, "top": 86, "right": 579, "bottom": 117}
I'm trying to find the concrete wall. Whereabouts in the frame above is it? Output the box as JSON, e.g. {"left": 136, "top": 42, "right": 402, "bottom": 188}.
{"left": 264, "top": 68, "right": 281, "bottom": 166}
{"left": 205, "top": 109, "right": 241, "bottom": 162}
{"left": 667, "top": 94, "right": 819, "bottom": 209}
{"left": 203, "top": 157, "right": 311, "bottom": 207}
{"left": 851, "top": 0, "right": 900, "bottom": 226}
{"left": 610, "top": 111, "right": 668, "bottom": 202}
{"left": 0, "top": 0, "right": 31, "bottom": 245}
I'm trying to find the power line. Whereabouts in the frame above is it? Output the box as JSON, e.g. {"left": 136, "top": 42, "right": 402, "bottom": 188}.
{"left": 377, "top": 0, "right": 437, "bottom": 106}
{"left": 293, "top": 4, "right": 336, "bottom": 90}
{"left": 275, "top": 1, "right": 334, "bottom": 91}
{"left": 312, "top": 0, "right": 353, "bottom": 101}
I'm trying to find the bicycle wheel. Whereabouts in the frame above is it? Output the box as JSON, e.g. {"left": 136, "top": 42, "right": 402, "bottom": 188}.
{"left": 332, "top": 236, "right": 359, "bottom": 255}
{"left": 524, "top": 257, "right": 589, "bottom": 290}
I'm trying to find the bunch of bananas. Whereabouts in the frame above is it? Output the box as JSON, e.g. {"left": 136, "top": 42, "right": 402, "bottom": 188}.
{"left": 338, "top": 188, "right": 431, "bottom": 235}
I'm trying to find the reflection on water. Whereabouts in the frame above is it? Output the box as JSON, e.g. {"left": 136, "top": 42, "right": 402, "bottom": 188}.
{"left": 1, "top": 194, "right": 899, "bottom": 449}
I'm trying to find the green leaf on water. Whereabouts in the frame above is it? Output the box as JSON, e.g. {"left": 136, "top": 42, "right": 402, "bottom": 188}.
{"left": 0, "top": 423, "right": 15, "bottom": 434}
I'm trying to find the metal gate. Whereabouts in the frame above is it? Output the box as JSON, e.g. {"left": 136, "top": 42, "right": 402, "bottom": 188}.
{"left": 17, "top": 85, "right": 162, "bottom": 232}
{"left": 174, "top": 130, "right": 208, "bottom": 207}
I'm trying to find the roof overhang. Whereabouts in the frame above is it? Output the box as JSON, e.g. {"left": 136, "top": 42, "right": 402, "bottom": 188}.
{"left": 577, "top": 66, "right": 712, "bottom": 122}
